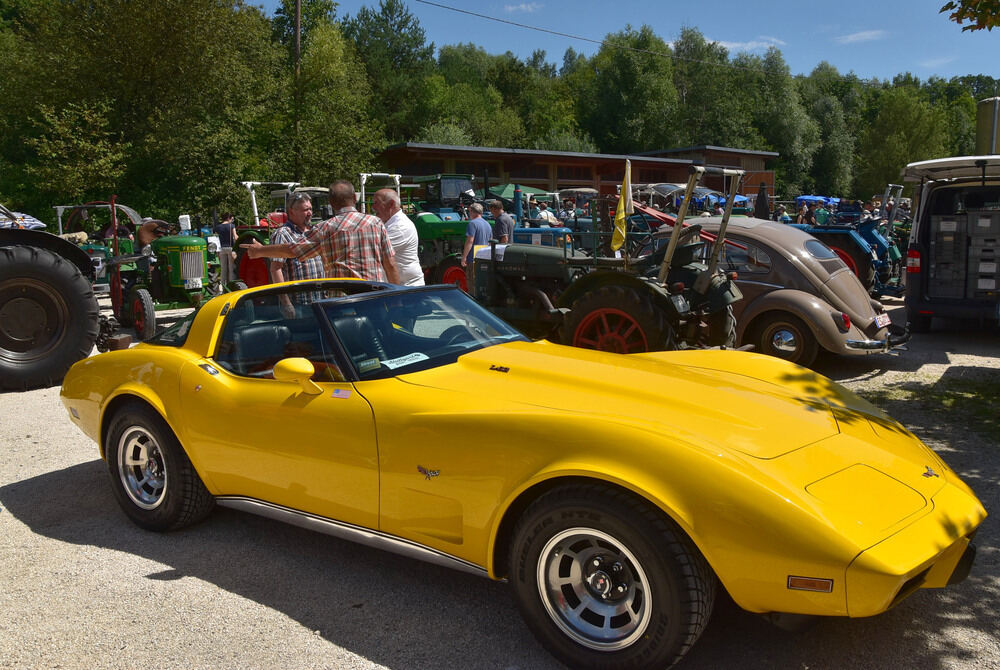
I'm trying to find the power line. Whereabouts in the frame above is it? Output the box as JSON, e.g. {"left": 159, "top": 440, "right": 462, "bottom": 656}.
{"left": 413, "top": 0, "right": 766, "bottom": 72}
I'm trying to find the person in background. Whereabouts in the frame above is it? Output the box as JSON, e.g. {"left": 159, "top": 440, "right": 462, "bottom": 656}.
{"left": 371, "top": 188, "right": 424, "bottom": 286}
{"left": 214, "top": 212, "right": 237, "bottom": 284}
{"left": 268, "top": 192, "right": 325, "bottom": 317}
{"left": 487, "top": 200, "right": 515, "bottom": 244}
{"left": 815, "top": 201, "right": 830, "bottom": 225}
{"left": 537, "top": 201, "right": 558, "bottom": 226}
{"left": 244, "top": 180, "right": 399, "bottom": 284}
{"left": 461, "top": 202, "right": 492, "bottom": 275}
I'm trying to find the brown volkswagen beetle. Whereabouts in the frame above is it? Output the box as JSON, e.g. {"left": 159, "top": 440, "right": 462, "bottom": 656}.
{"left": 693, "top": 216, "right": 910, "bottom": 367}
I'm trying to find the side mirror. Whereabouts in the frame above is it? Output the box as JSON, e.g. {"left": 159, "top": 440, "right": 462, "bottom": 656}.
{"left": 273, "top": 357, "right": 322, "bottom": 395}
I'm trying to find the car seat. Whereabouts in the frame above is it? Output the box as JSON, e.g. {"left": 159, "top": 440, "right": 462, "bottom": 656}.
{"left": 331, "top": 315, "right": 387, "bottom": 364}
{"left": 232, "top": 323, "right": 292, "bottom": 375}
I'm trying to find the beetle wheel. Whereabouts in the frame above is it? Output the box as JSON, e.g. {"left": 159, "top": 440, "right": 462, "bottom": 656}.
{"left": 754, "top": 313, "right": 818, "bottom": 367}
{"left": 509, "top": 485, "right": 715, "bottom": 669}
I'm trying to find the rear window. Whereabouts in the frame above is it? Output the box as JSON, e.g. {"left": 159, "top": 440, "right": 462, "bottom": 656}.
{"left": 928, "top": 185, "right": 1000, "bottom": 215}
{"left": 805, "top": 239, "right": 839, "bottom": 259}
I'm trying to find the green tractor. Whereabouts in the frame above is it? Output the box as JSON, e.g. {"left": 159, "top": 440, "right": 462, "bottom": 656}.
{"left": 56, "top": 199, "right": 235, "bottom": 340}
{"left": 470, "top": 165, "right": 745, "bottom": 353}
{"left": 405, "top": 173, "right": 479, "bottom": 288}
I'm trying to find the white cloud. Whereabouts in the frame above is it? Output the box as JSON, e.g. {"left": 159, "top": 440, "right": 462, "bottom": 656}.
{"left": 504, "top": 2, "right": 541, "bottom": 12}
{"left": 836, "top": 30, "right": 886, "bottom": 44}
{"left": 919, "top": 55, "right": 958, "bottom": 68}
{"left": 712, "top": 36, "right": 786, "bottom": 52}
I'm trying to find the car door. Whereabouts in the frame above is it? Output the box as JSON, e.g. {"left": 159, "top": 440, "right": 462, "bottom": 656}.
{"left": 179, "top": 292, "right": 379, "bottom": 529}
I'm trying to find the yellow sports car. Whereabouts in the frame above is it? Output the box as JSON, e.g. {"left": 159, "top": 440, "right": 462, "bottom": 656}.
{"left": 61, "top": 279, "right": 986, "bottom": 669}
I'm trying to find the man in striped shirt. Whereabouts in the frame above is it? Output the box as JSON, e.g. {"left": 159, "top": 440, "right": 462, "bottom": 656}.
{"left": 245, "top": 180, "right": 399, "bottom": 285}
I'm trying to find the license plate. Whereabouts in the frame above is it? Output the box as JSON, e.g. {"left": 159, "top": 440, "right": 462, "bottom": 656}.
{"left": 184, "top": 277, "right": 203, "bottom": 289}
{"left": 874, "top": 312, "right": 891, "bottom": 328}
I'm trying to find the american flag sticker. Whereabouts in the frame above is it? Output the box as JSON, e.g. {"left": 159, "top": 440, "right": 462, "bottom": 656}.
{"left": 331, "top": 388, "right": 352, "bottom": 399}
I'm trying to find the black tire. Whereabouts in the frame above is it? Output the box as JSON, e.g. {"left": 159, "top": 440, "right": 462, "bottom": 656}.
{"left": 0, "top": 245, "right": 100, "bottom": 391}
{"left": 705, "top": 305, "right": 737, "bottom": 348}
{"left": 509, "top": 485, "right": 716, "bottom": 670}
{"left": 561, "top": 285, "right": 671, "bottom": 353}
{"left": 228, "top": 280, "right": 248, "bottom": 292}
{"left": 753, "top": 313, "right": 818, "bottom": 367}
{"left": 105, "top": 401, "right": 214, "bottom": 531}
{"left": 128, "top": 287, "right": 156, "bottom": 341}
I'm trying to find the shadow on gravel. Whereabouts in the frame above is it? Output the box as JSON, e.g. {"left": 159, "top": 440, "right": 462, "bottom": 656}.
{"left": 1, "top": 456, "right": 996, "bottom": 670}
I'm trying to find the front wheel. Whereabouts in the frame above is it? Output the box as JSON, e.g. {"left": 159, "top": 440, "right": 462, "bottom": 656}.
{"left": 128, "top": 287, "right": 156, "bottom": 341}
{"left": 105, "top": 402, "right": 214, "bottom": 531}
{"left": 509, "top": 485, "right": 716, "bottom": 669}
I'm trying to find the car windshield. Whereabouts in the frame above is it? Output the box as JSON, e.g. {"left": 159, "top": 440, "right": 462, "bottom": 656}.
{"left": 320, "top": 286, "right": 527, "bottom": 380}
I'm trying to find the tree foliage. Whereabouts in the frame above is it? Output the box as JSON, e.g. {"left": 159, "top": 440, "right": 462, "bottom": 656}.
{"left": 940, "top": 0, "right": 1000, "bottom": 31}
{"left": 1, "top": 1, "right": 999, "bottom": 223}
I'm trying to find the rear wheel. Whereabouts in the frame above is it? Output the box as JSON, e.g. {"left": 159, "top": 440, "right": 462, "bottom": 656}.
{"left": 129, "top": 287, "right": 156, "bottom": 341}
{"left": 754, "top": 313, "right": 818, "bottom": 367}
{"left": 433, "top": 257, "right": 467, "bottom": 291}
{"left": 561, "top": 285, "right": 671, "bottom": 353}
{"left": 509, "top": 485, "right": 716, "bottom": 670}
{"left": 0, "top": 245, "right": 100, "bottom": 391}
{"left": 105, "top": 401, "right": 214, "bottom": 531}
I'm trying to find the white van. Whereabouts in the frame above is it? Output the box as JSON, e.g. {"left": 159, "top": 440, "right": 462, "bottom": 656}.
{"left": 903, "top": 155, "right": 1000, "bottom": 331}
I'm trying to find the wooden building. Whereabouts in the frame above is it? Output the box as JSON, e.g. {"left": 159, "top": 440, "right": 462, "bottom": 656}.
{"left": 378, "top": 142, "right": 778, "bottom": 197}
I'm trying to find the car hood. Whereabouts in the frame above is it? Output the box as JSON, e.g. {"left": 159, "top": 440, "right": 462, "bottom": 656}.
{"left": 822, "top": 267, "right": 879, "bottom": 323}
{"left": 399, "top": 342, "right": 850, "bottom": 459}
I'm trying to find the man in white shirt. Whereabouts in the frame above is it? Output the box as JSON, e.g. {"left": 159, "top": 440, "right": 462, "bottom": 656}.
{"left": 536, "top": 201, "right": 558, "bottom": 226}
{"left": 371, "top": 188, "right": 425, "bottom": 286}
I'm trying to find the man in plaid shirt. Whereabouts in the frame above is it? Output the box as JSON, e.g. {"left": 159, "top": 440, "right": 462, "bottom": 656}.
{"left": 268, "top": 191, "right": 325, "bottom": 316}
{"left": 246, "top": 180, "right": 399, "bottom": 285}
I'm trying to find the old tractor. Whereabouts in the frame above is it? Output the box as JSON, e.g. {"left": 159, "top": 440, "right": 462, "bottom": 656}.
{"left": 1, "top": 201, "right": 121, "bottom": 391}
{"left": 470, "top": 166, "right": 744, "bottom": 353}
{"left": 56, "top": 199, "right": 232, "bottom": 340}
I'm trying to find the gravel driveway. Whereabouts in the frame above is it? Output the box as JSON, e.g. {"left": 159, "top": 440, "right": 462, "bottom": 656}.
{"left": 1, "top": 298, "right": 997, "bottom": 670}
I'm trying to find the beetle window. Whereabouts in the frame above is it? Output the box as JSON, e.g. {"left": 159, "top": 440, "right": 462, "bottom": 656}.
{"left": 805, "top": 239, "right": 839, "bottom": 259}
{"left": 715, "top": 241, "right": 772, "bottom": 274}
{"left": 214, "top": 290, "right": 345, "bottom": 382}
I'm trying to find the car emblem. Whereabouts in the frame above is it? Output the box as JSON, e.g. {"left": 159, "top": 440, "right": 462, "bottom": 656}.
{"left": 489, "top": 364, "right": 510, "bottom": 373}
{"left": 417, "top": 465, "right": 440, "bottom": 480}
{"left": 922, "top": 466, "right": 940, "bottom": 478}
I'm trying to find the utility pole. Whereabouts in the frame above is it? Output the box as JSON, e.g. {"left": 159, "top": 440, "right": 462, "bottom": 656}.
{"left": 293, "top": 0, "right": 302, "bottom": 181}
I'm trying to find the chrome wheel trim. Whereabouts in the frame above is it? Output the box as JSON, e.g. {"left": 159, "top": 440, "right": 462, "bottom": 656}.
{"left": 536, "top": 527, "right": 652, "bottom": 651}
{"left": 770, "top": 327, "right": 798, "bottom": 353}
{"left": 117, "top": 424, "right": 167, "bottom": 510}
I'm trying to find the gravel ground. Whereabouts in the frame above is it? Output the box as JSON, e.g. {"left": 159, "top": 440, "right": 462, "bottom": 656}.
{"left": 0, "top": 298, "right": 997, "bottom": 670}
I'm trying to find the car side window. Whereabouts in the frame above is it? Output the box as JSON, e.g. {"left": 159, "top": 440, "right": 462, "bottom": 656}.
{"left": 214, "top": 290, "right": 345, "bottom": 382}
{"left": 714, "top": 241, "right": 771, "bottom": 274}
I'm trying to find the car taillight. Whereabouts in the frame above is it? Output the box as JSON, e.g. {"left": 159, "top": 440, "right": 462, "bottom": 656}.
{"left": 907, "top": 248, "right": 921, "bottom": 273}
{"left": 839, "top": 312, "right": 851, "bottom": 331}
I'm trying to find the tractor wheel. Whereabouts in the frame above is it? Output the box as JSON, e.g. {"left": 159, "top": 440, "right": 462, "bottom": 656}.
{"left": 228, "top": 280, "right": 248, "bottom": 292}
{"left": 433, "top": 257, "right": 467, "bottom": 292}
{"left": 110, "top": 266, "right": 130, "bottom": 326}
{"left": 561, "top": 285, "right": 671, "bottom": 354}
{"left": 814, "top": 236, "right": 875, "bottom": 290}
{"left": 0, "top": 245, "right": 100, "bottom": 391}
{"left": 235, "top": 245, "right": 270, "bottom": 288}
{"left": 128, "top": 287, "right": 156, "bottom": 341}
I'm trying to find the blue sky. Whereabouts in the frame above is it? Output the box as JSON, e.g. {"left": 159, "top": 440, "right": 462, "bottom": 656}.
{"left": 257, "top": 0, "right": 1000, "bottom": 82}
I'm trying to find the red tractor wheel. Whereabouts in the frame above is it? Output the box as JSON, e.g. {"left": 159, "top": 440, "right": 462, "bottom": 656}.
{"left": 561, "top": 285, "right": 670, "bottom": 354}
{"left": 433, "top": 257, "right": 467, "bottom": 292}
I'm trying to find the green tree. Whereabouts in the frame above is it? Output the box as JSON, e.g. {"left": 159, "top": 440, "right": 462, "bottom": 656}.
{"left": 854, "top": 87, "right": 948, "bottom": 198}
{"left": 271, "top": 0, "right": 338, "bottom": 56}
{"left": 24, "top": 101, "right": 128, "bottom": 204}
{"left": 809, "top": 96, "right": 854, "bottom": 196}
{"left": 416, "top": 120, "right": 473, "bottom": 146}
{"left": 580, "top": 25, "right": 677, "bottom": 153}
{"left": 290, "top": 22, "right": 385, "bottom": 183}
{"left": 341, "top": 0, "right": 435, "bottom": 142}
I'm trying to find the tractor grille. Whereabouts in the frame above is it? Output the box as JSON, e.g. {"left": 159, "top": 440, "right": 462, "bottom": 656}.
{"left": 180, "top": 251, "right": 203, "bottom": 279}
